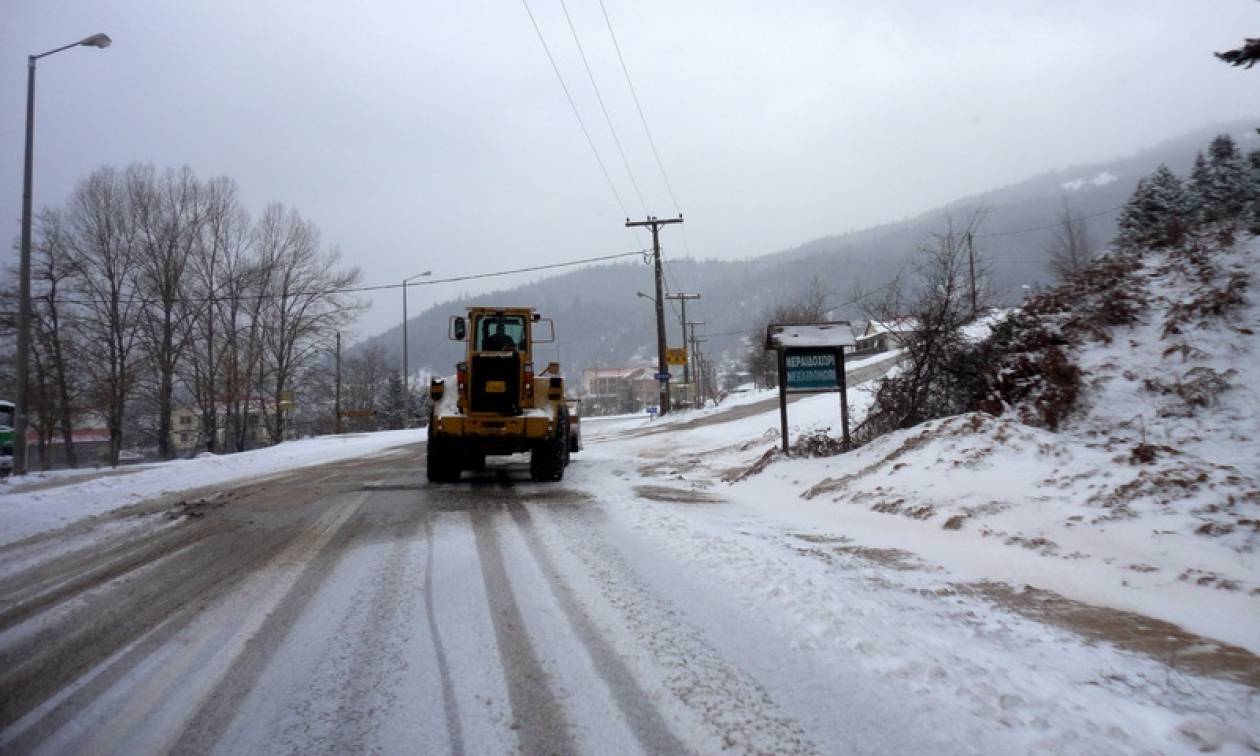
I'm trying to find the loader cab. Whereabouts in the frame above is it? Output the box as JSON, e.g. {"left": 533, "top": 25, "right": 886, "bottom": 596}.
{"left": 475, "top": 314, "right": 527, "bottom": 353}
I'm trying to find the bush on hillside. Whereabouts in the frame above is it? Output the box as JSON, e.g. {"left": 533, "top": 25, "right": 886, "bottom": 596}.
{"left": 857, "top": 132, "right": 1258, "bottom": 444}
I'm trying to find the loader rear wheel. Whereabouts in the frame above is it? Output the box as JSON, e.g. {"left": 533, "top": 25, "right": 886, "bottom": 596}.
{"left": 426, "top": 436, "right": 461, "bottom": 483}
{"left": 529, "top": 417, "right": 567, "bottom": 482}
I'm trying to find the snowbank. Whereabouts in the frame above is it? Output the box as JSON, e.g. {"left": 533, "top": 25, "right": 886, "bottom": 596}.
{"left": 0, "top": 429, "right": 425, "bottom": 546}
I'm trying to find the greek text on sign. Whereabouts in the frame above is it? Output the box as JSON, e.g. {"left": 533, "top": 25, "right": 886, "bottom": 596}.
{"left": 785, "top": 349, "right": 839, "bottom": 392}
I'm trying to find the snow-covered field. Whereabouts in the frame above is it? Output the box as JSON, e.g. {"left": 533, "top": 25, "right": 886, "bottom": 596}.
{"left": 0, "top": 429, "right": 426, "bottom": 546}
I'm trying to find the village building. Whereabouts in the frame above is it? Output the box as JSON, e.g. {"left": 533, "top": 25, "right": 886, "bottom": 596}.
{"left": 582, "top": 366, "right": 660, "bottom": 415}
{"left": 855, "top": 318, "right": 919, "bottom": 354}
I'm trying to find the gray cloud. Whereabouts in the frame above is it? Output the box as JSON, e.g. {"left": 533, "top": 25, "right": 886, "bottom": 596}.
{"left": 4, "top": 0, "right": 1256, "bottom": 336}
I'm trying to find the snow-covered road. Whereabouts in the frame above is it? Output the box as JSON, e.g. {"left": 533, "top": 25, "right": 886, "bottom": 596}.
{"left": 0, "top": 377, "right": 1256, "bottom": 753}
{"left": 0, "top": 444, "right": 991, "bottom": 754}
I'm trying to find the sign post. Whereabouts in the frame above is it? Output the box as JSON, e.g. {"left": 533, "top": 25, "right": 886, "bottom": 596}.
{"left": 765, "top": 322, "right": 856, "bottom": 455}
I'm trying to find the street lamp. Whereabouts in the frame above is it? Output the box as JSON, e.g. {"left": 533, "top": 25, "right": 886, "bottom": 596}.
{"left": 14, "top": 32, "right": 112, "bottom": 476}
{"left": 635, "top": 291, "right": 655, "bottom": 303}
{"left": 402, "top": 269, "right": 431, "bottom": 399}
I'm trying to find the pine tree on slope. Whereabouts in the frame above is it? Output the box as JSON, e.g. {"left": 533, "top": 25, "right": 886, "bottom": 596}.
{"left": 1117, "top": 165, "right": 1191, "bottom": 250}
{"left": 1188, "top": 151, "right": 1211, "bottom": 223}
{"left": 1204, "top": 134, "right": 1250, "bottom": 225}
{"left": 1248, "top": 150, "right": 1260, "bottom": 235}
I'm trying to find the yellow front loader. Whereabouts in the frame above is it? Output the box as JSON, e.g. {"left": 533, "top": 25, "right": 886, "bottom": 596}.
{"left": 427, "top": 307, "right": 573, "bottom": 482}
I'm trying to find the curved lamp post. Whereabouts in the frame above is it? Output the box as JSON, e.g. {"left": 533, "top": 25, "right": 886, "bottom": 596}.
{"left": 14, "top": 33, "right": 112, "bottom": 476}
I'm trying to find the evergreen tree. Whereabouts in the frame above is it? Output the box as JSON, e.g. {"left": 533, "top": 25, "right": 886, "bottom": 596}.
{"left": 382, "top": 371, "right": 406, "bottom": 430}
{"left": 1248, "top": 150, "right": 1260, "bottom": 235}
{"left": 1115, "top": 177, "right": 1151, "bottom": 250}
{"left": 1187, "top": 151, "right": 1211, "bottom": 222}
{"left": 1116, "top": 165, "right": 1190, "bottom": 250}
{"left": 1204, "top": 134, "right": 1249, "bottom": 223}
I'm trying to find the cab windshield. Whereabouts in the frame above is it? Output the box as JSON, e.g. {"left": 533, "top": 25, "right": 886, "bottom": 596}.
{"left": 474, "top": 315, "right": 526, "bottom": 351}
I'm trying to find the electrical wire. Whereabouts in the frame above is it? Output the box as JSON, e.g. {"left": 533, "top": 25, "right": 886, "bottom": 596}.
{"left": 598, "top": 0, "right": 682, "bottom": 214}
{"left": 520, "top": 0, "right": 630, "bottom": 220}
{"left": 597, "top": 0, "right": 696, "bottom": 260}
{"left": 558, "top": 0, "right": 647, "bottom": 215}
{"left": 37, "top": 248, "right": 647, "bottom": 307}
{"left": 973, "top": 204, "right": 1122, "bottom": 238}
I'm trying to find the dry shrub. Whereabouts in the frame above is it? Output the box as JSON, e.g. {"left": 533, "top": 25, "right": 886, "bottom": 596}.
{"left": 1143, "top": 366, "right": 1237, "bottom": 416}
{"left": 1162, "top": 271, "right": 1250, "bottom": 338}
{"left": 790, "top": 431, "right": 847, "bottom": 458}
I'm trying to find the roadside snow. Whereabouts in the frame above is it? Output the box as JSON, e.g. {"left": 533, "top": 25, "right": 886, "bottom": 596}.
{"left": 577, "top": 238, "right": 1260, "bottom": 751}
{"left": 0, "top": 430, "right": 425, "bottom": 546}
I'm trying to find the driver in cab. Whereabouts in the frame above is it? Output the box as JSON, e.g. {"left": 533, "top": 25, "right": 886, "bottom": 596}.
{"left": 483, "top": 321, "right": 516, "bottom": 351}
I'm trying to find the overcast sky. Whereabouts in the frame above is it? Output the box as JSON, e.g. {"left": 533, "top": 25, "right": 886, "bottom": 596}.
{"left": 4, "top": 1, "right": 1257, "bottom": 337}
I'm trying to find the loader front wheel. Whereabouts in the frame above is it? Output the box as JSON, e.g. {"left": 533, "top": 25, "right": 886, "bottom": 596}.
{"left": 426, "top": 436, "right": 461, "bottom": 483}
{"left": 529, "top": 418, "right": 567, "bottom": 482}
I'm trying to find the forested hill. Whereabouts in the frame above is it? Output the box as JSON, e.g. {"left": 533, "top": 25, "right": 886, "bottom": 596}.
{"left": 360, "top": 120, "right": 1257, "bottom": 386}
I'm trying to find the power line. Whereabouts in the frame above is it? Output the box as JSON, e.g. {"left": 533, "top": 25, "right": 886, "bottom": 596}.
{"left": 597, "top": 0, "right": 696, "bottom": 261}
{"left": 558, "top": 0, "right": 647, "bottom": 215}
{"left": 598, "top": 0, "right": 681, "bottom": 214}
{"left": 36, "top": 248, "right": 647, "bottom": 307}
{"left": 744, "top": 204, "right": 1127, "bottom": 268}
{"left": 520, "top": 0, "right": 630, "bottom": 219}
{"left": 973, "top": 204, "right": 1123, "bottom": 238}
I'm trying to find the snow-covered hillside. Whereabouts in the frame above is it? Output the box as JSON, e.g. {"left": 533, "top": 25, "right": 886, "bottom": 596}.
{"left": 718, "top": 236, "right": 1259, "bottom": 643}
{"left": 578, "top": 234, "right": 1258, "bottom": 750}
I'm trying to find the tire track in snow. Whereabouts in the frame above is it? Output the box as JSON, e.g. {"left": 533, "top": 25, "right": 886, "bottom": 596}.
{"left": 0, "top": 519, "right": 227, "bottom": 634}
{"left": 469, "top": 485, "right": 579, "bottom": 755}
{"left": 169, "top": 488, "right": 389, "bottom": 753}
{"left": 540, "top": 505, "right": 821, "bottom": 755}
{"left": 505, "top": 498, "right": 689, "bottom": 755}
{"left": 422, "top": 511, "right": 465, "bottom": 756}
{"left": 0, "top": 498, "right": 335, "bottom": 752}
{"left": 21, "top": 491, "right": 369, "bottom": 754}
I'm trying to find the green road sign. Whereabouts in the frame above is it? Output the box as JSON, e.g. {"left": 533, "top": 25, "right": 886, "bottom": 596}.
{"left": 784, "top": 348, "right": 839, "bottom": 392}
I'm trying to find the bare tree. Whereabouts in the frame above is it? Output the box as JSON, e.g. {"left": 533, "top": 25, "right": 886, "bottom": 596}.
{"left": 253, "top": 204, "right": 361, "bottom": 443}
{"left": 30, "top": 208, "right": 82, "bottom": 467}
{"left": 860, "top": 210, "right": 989, "bottom": 440}
{"left": 183, "top": 176, "right": 251, "bottom": 453}
{"left": 743, "top": 277, "right": 831, "bottom": 388}
{"left": 67, "top": 167, "right": 144, "bottom": 466}
{"left": 219, "top": 244, "right": 271, "bottom": 452}
{"left": 1045, "top": 199, "right": 1094, "bottom": 281}
{"left": 131, "top": 165, "right": 205, "bottom": 459}
{"left": 342, "top": 341, "right": 390, "bottom": 431}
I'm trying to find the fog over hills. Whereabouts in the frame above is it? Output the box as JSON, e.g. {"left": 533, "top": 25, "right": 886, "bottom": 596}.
{"left": 361, "top": 120, "right": 1258, "bottom": 388}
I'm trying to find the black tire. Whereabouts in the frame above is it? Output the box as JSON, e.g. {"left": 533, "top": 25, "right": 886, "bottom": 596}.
{"left": 467, "top": 451, "right": 486, "bottom": 472}
{"left": 426, "top": 435, "right": 461, "bottom": 483}
{"left": 529, "top": 415, "right": 567, "bottom": 482}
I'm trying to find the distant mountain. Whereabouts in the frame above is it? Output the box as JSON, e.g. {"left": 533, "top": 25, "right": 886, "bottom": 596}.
{"left": 359, "top": 119, "right": 1259, "bottom": 389}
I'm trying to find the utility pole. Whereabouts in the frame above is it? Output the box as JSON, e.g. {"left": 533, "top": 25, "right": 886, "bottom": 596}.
{"left": 334, "top": 331, "right": 343, "bottom": 434}
{"left": 693, "top": 336, "right": 709, "bottom": 406}
{"left": 966, "top": 230, "right": 977, "bottom": 320}
{"left": 666, "top": 292, "right": 700, "bottom": 405}
{"left": 402, "top": 270, "right": 431, "bottom": 404}
{"left": 625, "top": 215, "right": 683, "bottom": 415}
{"left": 686, "top": 320, "right": 705, "bottom": 406}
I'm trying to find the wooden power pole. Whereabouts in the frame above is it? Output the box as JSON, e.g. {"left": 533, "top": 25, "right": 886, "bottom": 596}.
{"left": 334, "top": 331, "right": 343, "bottom": 434}
{"left": 666, "top": 292, "right": 700, "bottom": 404}
{"left": 686, "top": 320, "right": 705, "bottom": 406}
{"left": 625, "top": 215, "right": 683, "bottom": 415}
{"left": 966, "top": 230, "right": 977, "bottom": 320}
